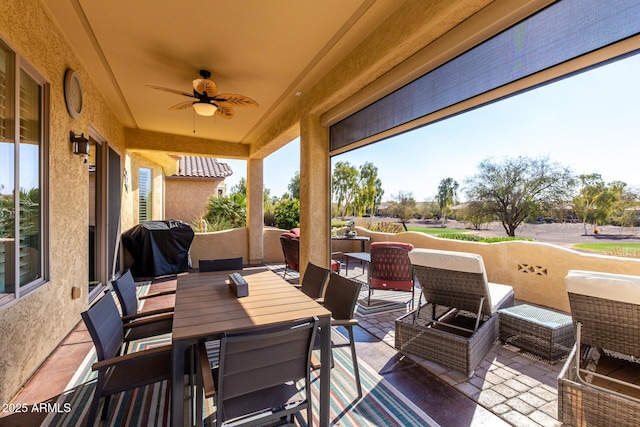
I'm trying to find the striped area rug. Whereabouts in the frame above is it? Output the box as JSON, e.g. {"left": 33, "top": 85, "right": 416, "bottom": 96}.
{"left": 43, "top": 335, "right": 438, "bottom": 427}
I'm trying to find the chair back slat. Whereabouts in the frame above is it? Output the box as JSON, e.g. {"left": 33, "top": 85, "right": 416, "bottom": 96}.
{"left": 300, "top": 262, "right": 329, "bottom": 299}
{"left": 199, "top": 257, "right": 243, "bottom": 272}
{"left": 111, "top": 269, "right": 139, "bottom": 318}
{"left": 323, "top": 274, "right": 362, "bottom": 321}
{"left": 81, "top": 293, "right": 124, "bottom": 361}
{"left": 218, "top": 317, "right": 317, "bottom": 401}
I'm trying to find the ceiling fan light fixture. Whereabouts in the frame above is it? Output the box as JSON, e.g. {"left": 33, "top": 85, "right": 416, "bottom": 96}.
{"left": 192, "top": 102, "right": 218, "bottom": 116}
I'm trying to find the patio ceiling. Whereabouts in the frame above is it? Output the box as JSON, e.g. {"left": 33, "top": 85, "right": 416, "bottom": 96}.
{"left": 42, "top": 0, "right": 405, "bottom": 151}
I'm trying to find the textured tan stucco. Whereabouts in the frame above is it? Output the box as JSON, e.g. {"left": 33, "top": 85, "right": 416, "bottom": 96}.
{"left": 0, "top": 0, "right": 126, "bottom": 402}
{"left": 190, "top": 228, "right": 291, "bottom": 266}
{"left": 165, "top": 179, "right": 222, "bottom": 224}
{"left": 347, "top": 228, "right": 640, "bottom": 313}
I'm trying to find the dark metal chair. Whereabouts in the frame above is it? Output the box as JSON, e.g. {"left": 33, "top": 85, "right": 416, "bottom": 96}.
{"left": 111, "top": 269, "right": 173, "bottom": 350}
{"left": 199, "top": 257, "right": 244, "bottom": 272}
{"left": 368, "top": 241, "right": 415, "bottom": 308}
{"left": 296, "top": 262, "right": 330, "bottom": 299}
{"left": 199, "top": 317, "right": 318, "bottom": 426}
{"left": 319, "top": 273, "right": 363, "bottom": 398}
{"left": 81, "top": 292, "right": 172, "bottom": 425}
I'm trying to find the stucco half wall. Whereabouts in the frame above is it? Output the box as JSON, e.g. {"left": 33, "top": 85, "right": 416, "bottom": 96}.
{"left": 351, "top": 228, "right": 640, "bottom": 313}
{"left": 190, "top": 227, "right": 286, "bottom": 267}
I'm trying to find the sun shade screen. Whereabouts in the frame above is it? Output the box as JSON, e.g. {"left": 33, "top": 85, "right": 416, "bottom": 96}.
{"left": 330, "top": 0, "right": 640, "bottom": 151}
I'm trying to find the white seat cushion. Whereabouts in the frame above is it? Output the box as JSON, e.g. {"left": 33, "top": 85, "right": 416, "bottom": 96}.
{"left": 566, "top": 270, "right": 640, "bottom": 305}
{"left": 409, "top": 248, "right": 511, "bottom": 313}
{"left": 409, "top": 248, "right": 485, "bottom": 274}
{"left": 488, "top": 282, "right": 514, "bottom": 312}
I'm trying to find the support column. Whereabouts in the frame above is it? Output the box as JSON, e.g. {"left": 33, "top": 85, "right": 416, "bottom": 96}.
{"left": 299, "top": 114, "right": 330, "bottom": 272}
{"left": 247, "top": 158, "right": 264, "bottom": 265}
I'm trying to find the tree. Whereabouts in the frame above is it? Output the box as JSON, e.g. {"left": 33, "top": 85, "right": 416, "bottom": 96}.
{"left": 437, "top": 177, "right": 459, "bottom": 226}
{"left": 465, "top": 156, "right": 575, "bottom": 237}
{"left": 332, "top": 161, "right": 359, "bottom": 217}
{"left": 357, "top": 162, "right": 384, "bottom": 216}
{"left": 287, "top": 171, "right": 300, "bottom": 199}
{"left": 387, "top": 191, "right": 417, "bottom": 231}
{"left": 456, "top": 201, "right": 493, "bottom": 230}
{"left": 230, "top": 177, "right": 246, "bottom": 196}
{"left": 572, "top": 174, "right": 624, "bottom": 234}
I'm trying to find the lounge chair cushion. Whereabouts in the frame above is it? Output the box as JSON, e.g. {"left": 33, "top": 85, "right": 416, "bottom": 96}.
{"left": 409, "top": 248, "right": 513, "bottom": 314}
{"left": 566, "top": 269, "right": 640, "bottom": 305}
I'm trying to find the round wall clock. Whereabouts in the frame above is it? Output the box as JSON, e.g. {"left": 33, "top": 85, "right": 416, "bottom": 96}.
{"left": 64, "top": 69, "right": 84, "bottom": 119}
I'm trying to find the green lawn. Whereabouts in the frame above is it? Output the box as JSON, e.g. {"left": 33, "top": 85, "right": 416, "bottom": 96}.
{"left": 573, "top": 243, "right": 640, "bottom": 257}
{"left": 406, "top": 227, "right": 469, "bottom": 235}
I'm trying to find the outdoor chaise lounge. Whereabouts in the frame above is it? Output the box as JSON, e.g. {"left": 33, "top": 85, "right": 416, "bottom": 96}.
{"left": 559, "top": 270, "right": 640, "bottom": 427}
{"left": 395, "top": 248, "right": 514, "bottom": 377}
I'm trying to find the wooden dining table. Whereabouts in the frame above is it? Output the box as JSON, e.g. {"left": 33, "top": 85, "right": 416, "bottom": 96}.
{"left": 170, "top": 266, "right": 332, "bottom": 426}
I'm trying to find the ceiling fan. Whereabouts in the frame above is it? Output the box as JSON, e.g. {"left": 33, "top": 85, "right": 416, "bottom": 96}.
{"left": 147, "top": 70, "right": 258, "bottom": 119}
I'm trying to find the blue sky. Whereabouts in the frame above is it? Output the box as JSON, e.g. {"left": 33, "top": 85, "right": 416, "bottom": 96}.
{"left": 222, "top": 52, "right": 640, "bottom": 202}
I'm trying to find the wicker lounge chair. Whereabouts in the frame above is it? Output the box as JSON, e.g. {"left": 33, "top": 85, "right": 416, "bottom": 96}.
{"left": 558, "top": 270, "right": 640, "bottom": 426}
{"left": 395, "top": 248, "right": 514, "bottom": 377}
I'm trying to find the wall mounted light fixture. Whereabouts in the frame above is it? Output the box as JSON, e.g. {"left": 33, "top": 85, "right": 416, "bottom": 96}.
{"left": 70, "top": 131, "right": 90, "bottom": 162}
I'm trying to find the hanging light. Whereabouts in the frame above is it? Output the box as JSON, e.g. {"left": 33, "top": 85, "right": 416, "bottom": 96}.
{"left": 192, "top": 101, "right": 218, "bottom": 116}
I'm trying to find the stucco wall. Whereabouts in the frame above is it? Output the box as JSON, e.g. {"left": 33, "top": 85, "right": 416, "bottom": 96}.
{"left": 0, "top": 0, "right": 126, "bottom": 402}
{"left": 165, "top": 179, "right": 221, "bottom": 224}
{"left": 350, "top": 227, "right": 640, "bottom": 313}
{"left": 190, "top": 227, "right": 286, "bottom": 267}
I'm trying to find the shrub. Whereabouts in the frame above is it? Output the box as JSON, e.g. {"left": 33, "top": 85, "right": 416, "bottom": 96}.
{"left": 204, "top": 193, "right": 246, "bottom": 229}
{"left": 366, "top": 221, "right": 404, "bottom": 234}
{"left": 274, "top": 198, "right": 300, "bottom": 230}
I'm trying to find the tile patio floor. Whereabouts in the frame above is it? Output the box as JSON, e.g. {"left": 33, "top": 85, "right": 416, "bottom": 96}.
{"left": 1, "top": 264, "right": 567, "bottom": 426}
{"left": 326, "top": 261, "right": 565, "bottom": 427}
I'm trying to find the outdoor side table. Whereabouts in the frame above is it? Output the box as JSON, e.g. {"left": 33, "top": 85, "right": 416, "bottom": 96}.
{"left": 498, "top": 304, "right": 574, "bottom": 363}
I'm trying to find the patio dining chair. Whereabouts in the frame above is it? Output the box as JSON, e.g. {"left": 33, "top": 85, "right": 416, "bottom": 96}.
{"left": 81, "top": 292, "right": 172, "bottom": 425}
{"left": 198, "top": 317, "right": 318, "bottom": 426}
{"left": 295, "top": 261, "right": 330, "bottom": 299}
{"left": 317, "top": 273, "right": 363, "bottom": 398}
{"left": 368, "top": 241, "right": 415, "bottom": 308}
{"left": 111, "top": 269, "right": 173, "bottom": 351}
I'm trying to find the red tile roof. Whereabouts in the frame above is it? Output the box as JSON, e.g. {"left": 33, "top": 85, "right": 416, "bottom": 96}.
{"left": 174, "top": 156, "right": 233, "bottom": 178}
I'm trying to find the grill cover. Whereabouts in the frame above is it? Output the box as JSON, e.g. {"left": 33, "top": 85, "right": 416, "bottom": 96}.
{"left": 122, "top": 220, "right": 194, "bottom": 277}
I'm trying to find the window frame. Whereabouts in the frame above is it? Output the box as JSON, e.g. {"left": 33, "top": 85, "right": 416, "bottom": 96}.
{"left": 0, "top": 38, "right": 50, "bottom": 307}
{"left": 138, "top": 167, "right": 152, "bottom": 222}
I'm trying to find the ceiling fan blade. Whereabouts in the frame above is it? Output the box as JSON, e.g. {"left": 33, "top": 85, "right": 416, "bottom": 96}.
{"left": 214, "top": 93, "right": 258, "bottom": 107}
{"left": 169, "top": 101, "right": 194, "bottom": 111}
{"left": 146, "top": 85, "right": 195, "bottom": 98}
{"left": 193, "top": 79, "right": 218, "bottom": 97}
{"left": 214, "top": 103, "right": 234, "bottom": 119}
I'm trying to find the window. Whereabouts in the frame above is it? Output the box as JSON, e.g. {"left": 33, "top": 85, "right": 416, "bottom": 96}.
{"left": 0, "top": 39, "right": 48, "bottom": 304}
{"left": 138, "top": 168, "right": 152, "bottom": 222}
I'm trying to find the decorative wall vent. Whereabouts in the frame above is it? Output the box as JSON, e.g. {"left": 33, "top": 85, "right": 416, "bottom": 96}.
{"left": 518, "top": 264, "right": 548, "bottom": 276}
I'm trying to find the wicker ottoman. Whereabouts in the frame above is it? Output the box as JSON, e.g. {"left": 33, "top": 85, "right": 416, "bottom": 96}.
{"left": 498, "top": 304, "right": 574, "bottom": 362}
